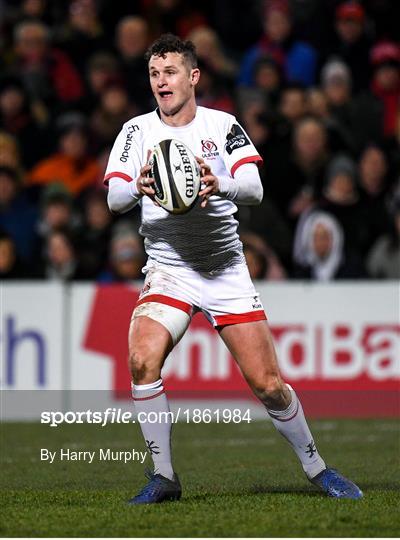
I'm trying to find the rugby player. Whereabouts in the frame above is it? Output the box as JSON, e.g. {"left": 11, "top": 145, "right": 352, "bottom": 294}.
{"left": 105, "top": 34, "right": 362, "bottom": 503}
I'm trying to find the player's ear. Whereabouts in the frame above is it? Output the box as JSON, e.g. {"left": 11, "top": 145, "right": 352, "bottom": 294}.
{"left": 191, "top": 68, "right": 200, "bottom": 86}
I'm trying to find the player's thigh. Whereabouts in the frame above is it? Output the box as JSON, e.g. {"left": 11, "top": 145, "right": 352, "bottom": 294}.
{"left": 219, "top": 320, "right": 284, "bottom": 392}
{"left": 128, "top": 296, "right": 192, "bottom": 382}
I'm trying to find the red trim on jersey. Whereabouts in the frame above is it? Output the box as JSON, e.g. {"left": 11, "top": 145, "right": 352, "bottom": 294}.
{"left": 132, "top": 389, "right": 165, "bottom": 401}
{"left": 103, "top": 171, "right": 133, "bottom": 186}
{"left": 136, "top": 294, "right": 192, "bottom": 315}
{"left": 214, "top": 309, "right": 266, "bottom": 327}
{"left": 231, "top": 156, "right": 263, "bottom": 177}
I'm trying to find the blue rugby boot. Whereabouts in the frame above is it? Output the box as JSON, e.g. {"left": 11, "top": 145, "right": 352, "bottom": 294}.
{"left": 310, "top": 467, "right": 363, "bottom": 499}
{"left": 128, "top": 469, "right": 182, "bottom": 505}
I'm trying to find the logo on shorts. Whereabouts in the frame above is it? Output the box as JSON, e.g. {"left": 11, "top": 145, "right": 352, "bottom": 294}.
{"left": 252, "top": 295, "right": 262, "bottom": 309}
{"left": 201, "top": 139, "right": 219, "bottom": 159}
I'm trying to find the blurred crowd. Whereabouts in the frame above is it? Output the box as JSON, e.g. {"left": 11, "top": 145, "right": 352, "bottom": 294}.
{"left": 0, "top": 0, "right": 399, "bottom": 282}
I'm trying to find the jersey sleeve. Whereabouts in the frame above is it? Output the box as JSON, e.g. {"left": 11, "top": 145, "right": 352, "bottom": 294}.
{"left": 222, "top": 118, "right": 263, "bottom": 177}
{"left": 103, "top": 124, "right": 142, "bottom": 186}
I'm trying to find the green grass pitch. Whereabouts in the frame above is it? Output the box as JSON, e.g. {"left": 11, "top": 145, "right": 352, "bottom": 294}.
{"left": 1, "top": 419, "right": 399, "bottom": 537}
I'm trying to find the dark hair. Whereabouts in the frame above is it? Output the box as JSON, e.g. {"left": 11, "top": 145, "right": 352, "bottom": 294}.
{"left": 243, "top": 242, "right": 269, "bottom": 279}
{"left": 49, "top": 226, "right": 77, "bottom": 251}
{"left": 282, "top": 82, "right": 306, "bottom": 94}
{"left": 0, "top": 166, "right": 19, "bottom": 182}
{"left": 145, "top": 33, "right": 197, "bottom": 69}
{"left": 0, "top": 230, "right": 14, "bottom": 244}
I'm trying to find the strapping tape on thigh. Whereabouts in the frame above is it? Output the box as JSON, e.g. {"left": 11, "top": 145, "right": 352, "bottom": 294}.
{"left": 133, "top": 301, "right": 190, "bottom": 345}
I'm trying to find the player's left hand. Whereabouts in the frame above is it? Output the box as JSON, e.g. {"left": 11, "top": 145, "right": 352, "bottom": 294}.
{"left": 196, "top": 157, "right": 219, "bottom": 208}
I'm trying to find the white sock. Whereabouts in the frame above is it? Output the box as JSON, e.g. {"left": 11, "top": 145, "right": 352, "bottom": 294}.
{"left": 132, "top": 378, "right": 174, "bottom": 480}
{"left": 266, "top": 384, "right": 326, "bottom": 478}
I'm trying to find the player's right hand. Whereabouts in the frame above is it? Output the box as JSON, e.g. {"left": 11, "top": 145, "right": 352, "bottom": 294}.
{"left": 136, "top": 150, "right": 158, "bottom": 205}
{"left": 136, "top": 163, "right": 155, "bottom": 196}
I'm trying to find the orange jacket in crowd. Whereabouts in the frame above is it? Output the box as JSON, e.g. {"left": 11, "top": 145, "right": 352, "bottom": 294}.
{"left": 28, "top": 154, "right": 101, "bottom": 196}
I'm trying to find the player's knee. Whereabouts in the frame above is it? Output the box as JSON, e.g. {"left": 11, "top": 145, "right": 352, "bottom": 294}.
{"left": 128, "top": 343, "right": 161, "bottom": 384}
{"left": 253, "top": 376, "right": 289, "bottom": 409}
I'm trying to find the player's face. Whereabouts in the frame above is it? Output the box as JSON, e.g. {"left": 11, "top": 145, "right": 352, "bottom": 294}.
{"left": 149, "top": 53, "right": 199, "bottom": 117}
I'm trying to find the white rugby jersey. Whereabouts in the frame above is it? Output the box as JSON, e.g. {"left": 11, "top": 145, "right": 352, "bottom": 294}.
{"left": 104, "top": 106, "right": 262, "bottom": 272}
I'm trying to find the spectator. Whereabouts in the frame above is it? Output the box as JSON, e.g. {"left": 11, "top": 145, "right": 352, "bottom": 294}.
{"left": 252, "top": 55, "right": 283, "bottom": 108}
{"left": 293, "top": 210, "right": 365, "bottom": 280}
{"left": 116, "top": 16, "right": 148, "bottom": 60}
{"left": 239, "top": 96, "right": 270, "bottom": 150}
{"left": 366, "top": 195, "right": 400, "bottom": 279}
{"left": 211, "top": 0, "right": 262, "bottom": 57}
{"left": 322, "top": 154, "right": 358, "bottom": 205}
{"left": 8, "top": 0, "right": 55, "bottom": 28}
{"left": 195, "top": 60, "right": 235, "bottom": 114}
{"left": 322, "top": 59, "right": 352, "bottom": 109}
{"left": 370, "top": 40, "right": 400, "bottom": 138}
{"left": 28, "top": 113, "right": 101, "bottom": 196}
{"left": 90, "top": 82, "right": 138, "bottom": 152}
{"left": 16, "top": 0, "right": 50, "bottom": 22}
{"left": 249, "top": 84, "right": 308, "bottom": 181}
{"left": 306, "top": 88, "right": 329, "bottom": 119}
{"left": 0, "top": 131, "right": 22, "bottom": 170}
{"left": 306, "top": 86, "right": 357, "bottom": 156}
{"left": 255, "top": 116, "right": 329, "bottom": 227}
{"left": 320, "top": 59, "right": 355, "bottom": 153}
{"left": 1, "top": 1, "right": 55, "bottom": 55}
{"left": 56, "top": 0, "right": 107, "bottom": 78}
{"left": 244, "top": 241, "right": 269, "bottom": 280}
{"left": 238, "top": 193, "right": 293, "bottom": 272}
{"left": 79, "top": 189, "right": 113, "bottom": 277}
{"left": 0, "top": 75, "right": 51, "bottom": 168}
{"left": 0, "top": 166, "right": 38, "bottom": 263}
{"left": 187, "top": 26, "right": 238, "bottom": 86}
{"left": 142, "top": 0, "right": 207, "bottom": 40}
{"left": 0, "top": 231, "right": 30, "bottom": 279}
{"left": 39, "top": 227, "right": 88, "bottom": 280}
{"left": 98, "top": 224, "right": 145, "bottom": 283}
{"left": 284, "top": 117, "right": 330, "bottom": 221}
{"left": 114, "top": 16, "right": 151, "bottom": 111}
{"left": 319, "top": 154, "right": 369, "bottom": 256}
{"left": 81, "top": 52, "right": 122, "bottom": 115}
{"left": 241, "top": 231, "right": 287, "bottom": 280}
{"left": 321, "top": 58, "right": 384, "bottom": 153}
{"left": 358, "top": 145, "right": 392, "bottom": 248}
{"left": 323, "top": 1, "right": 372, "bottom": 93}
{"left": 34, "top": 183, "right": 81, "bottom": 263}
{"left": 279, "top": 84, "right": 307, "bottom": 124}
{"left": 238, "top": 0, "right": 317, "bottom": 88}
{"left": 9, "top": 20, "right": 84, "bottom": 108}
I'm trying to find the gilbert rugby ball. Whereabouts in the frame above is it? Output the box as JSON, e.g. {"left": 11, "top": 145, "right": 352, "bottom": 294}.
{"left": 149, "top": 139, "right": 201, "bottom": 214}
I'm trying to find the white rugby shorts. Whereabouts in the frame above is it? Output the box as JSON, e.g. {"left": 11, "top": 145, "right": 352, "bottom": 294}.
{"left": 135, "top": 261, "right": 267, "bottom": 328}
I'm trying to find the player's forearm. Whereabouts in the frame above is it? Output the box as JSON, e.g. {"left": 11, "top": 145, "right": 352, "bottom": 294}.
{"left": 218, "top": 163, "right": 263, "bottom": 205}
{"left": 107, "top": 177, "right": 143, "bottom": 213}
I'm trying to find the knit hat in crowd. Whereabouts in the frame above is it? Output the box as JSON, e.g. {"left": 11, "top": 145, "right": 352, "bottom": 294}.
{"left": 321, "top": 59, "right": 352, "bottom": 87}
{"left": 325, "top": 154, "right": 357, "bottom": 184}
{"left": 335, "top": 1, "right": 365, "bottom": 22}
{"left": 370, "top": 41, "right": 400, "bottom": 68}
